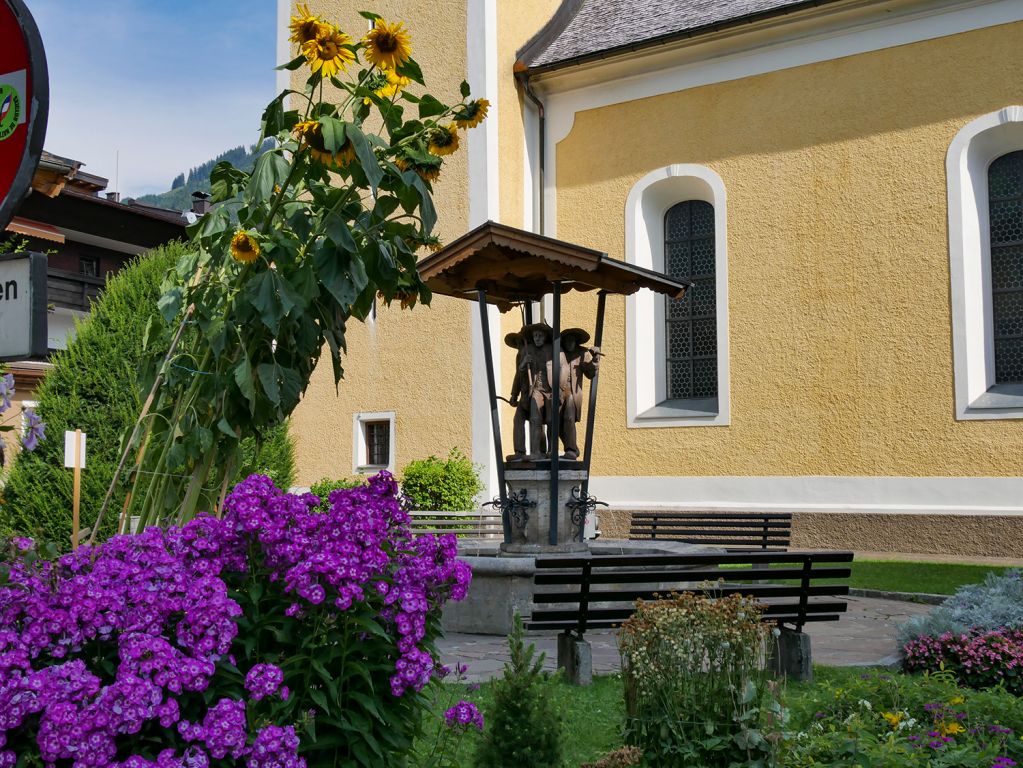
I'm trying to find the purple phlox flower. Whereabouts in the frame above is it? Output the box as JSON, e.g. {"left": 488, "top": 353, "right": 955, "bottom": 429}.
{"left": 0, "top": 373, "right": 13, "bottom": 411}
{"left": 244, "top": 663, "right": 284, "bottom": 701}
{"left": 444, "top": 700, "right": 484, "bottom": 732}
{"left": 21, "top": 408, "right": 45, "bottom": 451}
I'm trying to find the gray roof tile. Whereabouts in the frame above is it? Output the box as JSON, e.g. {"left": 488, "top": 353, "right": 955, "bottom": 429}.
{"left": 526, "top": 0, "right": 820, "bottom": 69}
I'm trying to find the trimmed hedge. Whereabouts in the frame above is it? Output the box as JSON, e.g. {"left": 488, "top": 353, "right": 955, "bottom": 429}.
{"left": 0, "top": 243, "right": 294, "bottom": 547}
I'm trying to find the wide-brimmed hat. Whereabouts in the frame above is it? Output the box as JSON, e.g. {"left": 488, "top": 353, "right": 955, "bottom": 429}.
{"left": 521, "top": 323, "right": 553, "bottom": 341}
{"left": 504, "top": 331, "right": 524, "bottom": 348}
{"left": 561, "top": 327, "right": 591, "bottom": 345}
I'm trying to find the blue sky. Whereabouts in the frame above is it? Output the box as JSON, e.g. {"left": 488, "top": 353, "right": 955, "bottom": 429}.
{"left": 27, "top": 0, "right": 277, "bottom": 198}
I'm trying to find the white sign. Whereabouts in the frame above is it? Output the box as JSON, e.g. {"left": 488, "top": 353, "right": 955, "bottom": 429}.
{"left": 63, "top": 430, "right": 86, "bottom": 469}
{"left": 0, "top": 253, "right": 46, "bottom": 359}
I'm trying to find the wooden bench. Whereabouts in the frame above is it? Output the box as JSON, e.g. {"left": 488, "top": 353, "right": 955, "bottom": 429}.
{"left": 408, "top": 510, "right": 503, "bottom": 539}
{"left": 629, "top": 511, "right": 792, "bottom": 551}
{"left": 526, "top": 550, "right": 853, "bottom": 683}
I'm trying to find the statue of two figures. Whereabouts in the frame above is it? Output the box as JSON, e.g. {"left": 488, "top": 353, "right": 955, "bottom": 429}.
{"left": 505, "top": 324, "right": 601, "bottom": 462}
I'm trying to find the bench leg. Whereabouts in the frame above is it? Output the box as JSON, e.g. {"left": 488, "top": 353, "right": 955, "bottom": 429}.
{"left": 767, "top": 629, "right": 812, "bottom": 682}
{"left": 557, "top": 631, "right": 592, "bottom": 686}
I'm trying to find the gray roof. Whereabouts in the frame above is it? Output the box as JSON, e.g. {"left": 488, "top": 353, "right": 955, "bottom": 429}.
{"left": 523, "top": 0, "right": 827, "bottom": 70}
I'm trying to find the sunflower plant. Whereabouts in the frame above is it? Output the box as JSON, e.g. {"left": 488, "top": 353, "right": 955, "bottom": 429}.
{"left": 116, "top": 7, "right": 489, "bottom": 531}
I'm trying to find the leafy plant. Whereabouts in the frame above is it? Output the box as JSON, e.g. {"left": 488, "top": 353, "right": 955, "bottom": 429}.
{"left": 123, "top": 8, "right": 490, "bottom": 531}
{"left": 0, "top": 472, "right": 472, "bottom": 767}
{"left": 400, "top": 449, "right": 483, "bottom": 511}
{"left": 310, "top": 475, "right": 364, "bottom": 511}
{"left": 474, "top": 616, "right": 564, "bottom": 768}
{"left": 783, "top": 668, "right": 1023, "bottom": 766}
{"left": 619, "top": 591, "right": 783, "bottom": 767}
{"left": 0, "top": 244, "right": 294, "bottom": 549}
{"left": 900, "top": 570, "right": 1023, "bottom": 644}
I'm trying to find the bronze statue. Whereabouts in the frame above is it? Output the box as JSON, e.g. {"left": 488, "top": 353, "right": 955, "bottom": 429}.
{"left": 508, "top": 323, "right": 552, "bottom": 460}
{"left": 549, "top": 328, "right": 599, "bottom": 461}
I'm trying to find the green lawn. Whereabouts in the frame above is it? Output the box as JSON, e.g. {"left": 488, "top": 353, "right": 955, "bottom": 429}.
{"left": 417, "top": 673, "right": 625, "bottom": 766}
{"left": 843, "top": 560, "right": 1012, "bottom": 595}
{"left": 723, "top": 559, "right": 1014, "bottom": 596}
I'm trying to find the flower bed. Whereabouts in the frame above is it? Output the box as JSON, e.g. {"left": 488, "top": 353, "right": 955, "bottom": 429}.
{"left": 0, "top": 472, "right": 470, "bottom": 767}
{"left": 904, "top": 629, "right": 1023, "bottom": 695}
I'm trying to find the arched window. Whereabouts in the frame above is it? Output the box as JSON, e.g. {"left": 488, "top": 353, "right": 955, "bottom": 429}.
{"left": 991, "top": 150, "right": 1023, "bottom": 384}
{"left": 664, "top": 201, "right": 717, "bottom": 399}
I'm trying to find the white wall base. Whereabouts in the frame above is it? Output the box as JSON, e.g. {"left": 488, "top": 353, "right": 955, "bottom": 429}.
{"left": 588, "top": 475, "right": 1023, "bottom": 517}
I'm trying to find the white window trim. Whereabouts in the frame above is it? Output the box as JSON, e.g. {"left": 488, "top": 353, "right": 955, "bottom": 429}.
{"left": 948, "top": 106, "right": 1023, "bottom": 420}
{"left": 352, "top": 411, "right": 396, "bottom": 474}
{"left": 624, "top": 164, "right": 730, "bottom": 428}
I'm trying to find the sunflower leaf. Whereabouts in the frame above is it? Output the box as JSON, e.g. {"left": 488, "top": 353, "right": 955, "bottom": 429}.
{"left": 247, "top": 152, "right": 289, "bottom": 204}
{"left": 257, "top": 363, "right": 282, "bottom": 407}
{"left": 324, "top": 210, "right": 357, "bottom": 253}
{"left": 396, "top": 56, "right": 424, "bottom": 86}
{"left": 417, "top": 94, "right": 446, "bottom": 119}
{"left": 233, "top": 350, "right": 257, "bottom": 416}
{"left": 275, "top": 54, "right": 307, "bottom": 71}
{"left": 346, "top": 124, "right": 383, "bottom": 194}
{"left": 318, "top": 116, "right": 346, "bottom": 153}
{"left": 410, "top": 175, "right": 437, "bottom": 233}
{"left": 358, "top": 10, "right": 381, "bottom": 21}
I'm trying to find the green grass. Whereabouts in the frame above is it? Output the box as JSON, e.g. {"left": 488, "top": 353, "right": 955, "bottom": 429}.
{"left": 724, "top": 560, "right": 1014, "bottom": 596}
{"left": 416, "top": 672, "right": 626, "bottom": 766}
{"left": 843, "top": 560, "right": 1012, "bottom": 595}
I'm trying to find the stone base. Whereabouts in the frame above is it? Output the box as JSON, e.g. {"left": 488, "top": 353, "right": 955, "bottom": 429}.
{"left": 557, "top": 632, "right": 592, "bottom": 685}
{"left": 505, "top": 469, "right": 589, "bottom": 548}
{"left": 768, "top": 630, "right": 812, "bottom": 682}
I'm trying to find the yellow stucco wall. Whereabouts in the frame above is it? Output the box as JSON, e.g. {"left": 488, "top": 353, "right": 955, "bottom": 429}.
{"left": 552, "top": 21, "right": 1023, "bottom": 479}
{"left": 285, "top": 0, "right": 475, "bottom": 485}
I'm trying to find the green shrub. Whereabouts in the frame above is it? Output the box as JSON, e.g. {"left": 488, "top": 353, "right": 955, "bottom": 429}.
{"left": 400, "top": 449, "right": 482, "bottom": 511}
{"left": 474, "top": 616, "right": 564, "bottom": 768}
{"left": 0, "top": 243, "right": 295, "bottom": 547}
{"left": 310, "top": 476, "right": 364, "bottom": 511}
{"left": 619, "top": 592, "right": 782, "bottom": 767}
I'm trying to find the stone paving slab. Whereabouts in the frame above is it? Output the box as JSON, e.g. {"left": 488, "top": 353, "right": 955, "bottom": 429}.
{"left": 437, "top": 595, "right": 932, "bottom": 682}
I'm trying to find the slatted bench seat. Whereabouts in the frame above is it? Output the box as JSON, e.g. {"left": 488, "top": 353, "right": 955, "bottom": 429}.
{"left": 408, "top": 511, "right": 503, "bottom": 538}
{"left": 526, "top": 550, "right": 853, "bottom": 683}
{"left": 629, "top": 511, "right": 793, "bottom": 551}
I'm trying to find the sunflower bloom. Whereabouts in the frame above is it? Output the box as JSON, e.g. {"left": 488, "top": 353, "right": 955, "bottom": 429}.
{"left": 428, "top": 125, "right": 459, "bottom": 156}
{"left": 454, "top": 98, "right": 489, "bottom": 129}
{"left": 303, "top": 25, "right": 355, "bottom": 79}
{"left": 289, "top": 3, "right": 329, "bottom": 44}
{"left": 293, "top": 120, "right": 355, "bottom": 166}
{"left": 230, "top": 231, "right": 260, "bottom": 264}
{"left": 394, "top": 156, "right": 440, "bottom": 183}
{"left": 363, "top": 19, "right": 412, "bottom": 70}
{"left": 363, "top": 68, "right": 410, "bottom": 105}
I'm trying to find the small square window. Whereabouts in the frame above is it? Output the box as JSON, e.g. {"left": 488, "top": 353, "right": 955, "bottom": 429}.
{"left": 79, "top": 256, "right": 99, "bottom": 278}
{"left": 353, "top": 412, "right": 395, "bottom": 473}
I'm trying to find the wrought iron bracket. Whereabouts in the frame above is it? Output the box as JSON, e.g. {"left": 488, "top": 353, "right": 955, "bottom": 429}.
{"left": 566, "top": 486, "right": 608, "bottom": 541}
{"left": 485, "top": 489, "right": 535, "bottom": 543}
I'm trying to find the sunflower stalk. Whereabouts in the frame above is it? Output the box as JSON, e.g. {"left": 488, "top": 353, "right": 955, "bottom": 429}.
{"left": 120, "top": 8, "right": 490, "bottom": 530}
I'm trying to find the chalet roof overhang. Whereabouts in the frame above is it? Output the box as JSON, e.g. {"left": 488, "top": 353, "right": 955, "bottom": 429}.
{"left": 418, "top": 220, "right": 688, "bottom": 311}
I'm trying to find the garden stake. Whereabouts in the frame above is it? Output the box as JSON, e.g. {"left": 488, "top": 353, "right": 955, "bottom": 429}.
{"left": 71, "top": 429, "right": 81, "bottom": 551}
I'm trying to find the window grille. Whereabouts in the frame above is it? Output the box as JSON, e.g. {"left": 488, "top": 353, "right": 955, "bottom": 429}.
{"left": 990, "top": 150, "right": 1023, "bottom": 384}
{"left": 79, "top": 256, "right": 99, "bottom": 278}
{"left": 664, "top": 201, "right": 716, "bottom": 399}
{"left": 365, "top": 420, "right": 390, "bottom": 467}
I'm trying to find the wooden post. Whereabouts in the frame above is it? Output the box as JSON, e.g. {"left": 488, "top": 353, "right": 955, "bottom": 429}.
{"left": 71, "top": 429, "right": 82, "bottom": 550}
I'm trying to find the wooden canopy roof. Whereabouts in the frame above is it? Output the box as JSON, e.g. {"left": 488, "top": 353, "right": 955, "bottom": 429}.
{"left": 418, "top": 220, "right": 689, "bottom": 311}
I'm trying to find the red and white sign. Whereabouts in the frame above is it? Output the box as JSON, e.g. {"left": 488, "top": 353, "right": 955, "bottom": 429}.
{"left": 0, "top": 0, "right": 48, "bottom": 233}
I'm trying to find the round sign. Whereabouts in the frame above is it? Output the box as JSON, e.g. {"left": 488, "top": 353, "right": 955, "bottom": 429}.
{"left": 0, "top": 0, "right": 48, "bottom": 233}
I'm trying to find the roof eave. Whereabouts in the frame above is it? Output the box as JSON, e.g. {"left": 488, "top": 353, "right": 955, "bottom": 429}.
{"left": 519, "top": 0, "right": 843, "bottom": 78}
